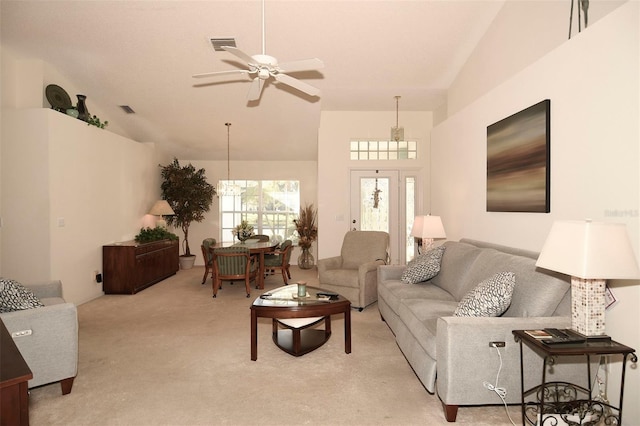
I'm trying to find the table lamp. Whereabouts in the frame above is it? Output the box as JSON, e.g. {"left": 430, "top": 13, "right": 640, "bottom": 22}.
{"left": 149, "top": 200, "right": 175, "bottom": 229}
{"left": 411, "top": 215, "right": 446, "bottom": 253}
{"left": 536, "top": 219, "right": 640, "bottom": 339}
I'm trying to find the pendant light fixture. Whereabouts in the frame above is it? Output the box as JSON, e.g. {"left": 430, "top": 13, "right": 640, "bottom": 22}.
{"left": 216, "top": 122, "right": 241, "bottom": 197}
{"left": 390, "top": 95, "right": 404, "bottom": 142}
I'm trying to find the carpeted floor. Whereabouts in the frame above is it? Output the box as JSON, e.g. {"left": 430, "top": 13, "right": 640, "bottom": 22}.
{"left": 27, "top": 266, "right": 520, "bottom": 425}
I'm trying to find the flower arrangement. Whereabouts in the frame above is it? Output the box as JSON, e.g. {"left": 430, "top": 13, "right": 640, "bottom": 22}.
{"left": 233, "top": 220, "right": 255, "bottom": 242}
{"left": 293, "top": 203, "right": 318, "bottom": 249}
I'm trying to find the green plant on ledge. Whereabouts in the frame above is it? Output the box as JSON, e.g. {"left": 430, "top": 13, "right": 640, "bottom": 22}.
{"left": 134, "top": 226, "right": 178, "bottom": 244}
{"left": 87, "top": 115, "right": 109, "bottom": 129}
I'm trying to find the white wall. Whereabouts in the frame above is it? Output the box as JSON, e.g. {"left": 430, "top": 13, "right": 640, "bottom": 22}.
{"left": 180, "top": 159, "right": 318, "bottom": 267}
{"left": 432, "top": 1, "right": 639, "bottom": 418}
{"left": 448, "top": 0, "right": 627, "bottom": 117}
{"left": 318, "top": 111, "right": 432, "bottom": 259}
{"left": 1, "top": 50, "right": 164, "bottom": 305}
{"left": 1, "top": 109, "right": 161, "bottom": 305}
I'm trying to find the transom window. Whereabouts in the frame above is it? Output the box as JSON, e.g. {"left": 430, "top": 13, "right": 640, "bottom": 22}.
{"left": 350, "top": 140, "right": 418, "bottom": 160}
{"left": 219, "top": 180, "right": 300, "bottom": 244}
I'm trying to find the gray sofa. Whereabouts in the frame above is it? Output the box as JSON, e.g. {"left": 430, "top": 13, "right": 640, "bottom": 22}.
{"left": 378, "top": 239, "right": 587, "bottom": 422}
{"left": 0, "top": 280, "right": 78, "bottom": 394}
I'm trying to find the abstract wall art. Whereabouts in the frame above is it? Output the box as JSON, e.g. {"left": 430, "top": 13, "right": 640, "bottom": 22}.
{"left": 486, "top": 100, "right": 550, "bottom": 213}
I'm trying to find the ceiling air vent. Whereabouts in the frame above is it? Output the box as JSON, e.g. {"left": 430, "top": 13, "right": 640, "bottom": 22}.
{"left": 210, "top": 38, "right": 237, "bottom": 51}
{"left": 119, "top": 105, "right": 135, "bottom": 114}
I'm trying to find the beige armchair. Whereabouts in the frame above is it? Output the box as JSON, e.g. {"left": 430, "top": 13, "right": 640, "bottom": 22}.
{"left": 317, "top": 231, "right": 389, "bottom": 311}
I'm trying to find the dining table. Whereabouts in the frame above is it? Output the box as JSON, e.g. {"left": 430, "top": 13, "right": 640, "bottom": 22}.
{"left": 209, "top": 240, "right": 278, "bottom": 290}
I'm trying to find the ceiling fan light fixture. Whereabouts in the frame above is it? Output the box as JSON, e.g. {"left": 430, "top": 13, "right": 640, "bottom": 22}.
{"left": 391, "top": 95, "right": 404, "bottom": 142}
{"left": 193, "top": 0, "right": 323, "bottom": 102}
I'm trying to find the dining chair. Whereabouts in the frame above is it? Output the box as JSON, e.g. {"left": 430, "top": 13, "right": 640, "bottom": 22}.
{"left": 211, "top": 246, "right": 257, "bottom": 298}
{"left": 263, "top": 239, "right": 293, "bottom": 284}
{"left": 254, "top": 234, "right": 270, "bottom": 242}
{"left": 200, "top": 238, "right": 217, "bottom": 285}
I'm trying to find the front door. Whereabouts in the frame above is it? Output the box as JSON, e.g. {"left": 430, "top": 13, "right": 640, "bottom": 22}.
{"left": 350, "top": 170, "right": 400, "bottom": 264}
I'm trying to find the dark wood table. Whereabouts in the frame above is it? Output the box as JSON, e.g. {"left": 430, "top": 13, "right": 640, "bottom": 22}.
{"left": 250, "top": 285, "right": 351, "bottom": 360}
{"left": 513, "top": 329, "right": 636, "bottom": 426}
{"left": 1, "top": 319, "right": 33, "bottom": 426}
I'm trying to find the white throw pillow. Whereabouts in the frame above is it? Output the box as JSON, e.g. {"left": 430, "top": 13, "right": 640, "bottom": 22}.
{"left": 401, "top": 245, "right": 446, "bottom": 284}
{"left": 454, "top": 272, "right": 515, "bottom": 317}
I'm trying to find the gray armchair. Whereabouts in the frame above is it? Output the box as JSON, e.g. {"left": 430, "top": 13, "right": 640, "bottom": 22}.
{"left": 0, "top": 280, "right": 78, "bottom": 394}
{"left": 317, "top": 231, "right": 389, "bottom": 311}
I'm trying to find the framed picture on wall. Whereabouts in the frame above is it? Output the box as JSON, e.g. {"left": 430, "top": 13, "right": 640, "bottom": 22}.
{"left": 486, "top": 99, "right": 550, "bottom": 213}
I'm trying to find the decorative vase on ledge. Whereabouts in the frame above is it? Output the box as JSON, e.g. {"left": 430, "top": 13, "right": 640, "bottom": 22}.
{"left": 76, "top": 94, "right": 89, "bottom": 122}
{"left": 297, "top": 246, "right": 314, "bottom": 269}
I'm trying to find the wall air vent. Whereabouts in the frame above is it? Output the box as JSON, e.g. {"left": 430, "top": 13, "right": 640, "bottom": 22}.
{"left": 210, "top": 38, "right": 237, "bottom": 51}
{"left": 119, "top": 105, "right": 135, "bottom": 114}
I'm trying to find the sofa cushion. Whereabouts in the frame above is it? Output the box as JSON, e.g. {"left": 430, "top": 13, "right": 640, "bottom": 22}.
{"left": 378, "top": 279, "right": 456, "bottom": 316}
{"left": 430, "top": 241, "right": 484, "bottom": 301}
{"left": 0, "top": 278, "right": 45, "bottom": 313}
{"left": 401, "top": 246, "right": 445, "bottom": 284}
{"left": 454, "top": 272, "right": 515, "bottom": 317}
{"left": 398, "top": 298, "right": 459, "bottom": 358}
{"left": 467, "top": 249, "right": 570, "bottom": 317}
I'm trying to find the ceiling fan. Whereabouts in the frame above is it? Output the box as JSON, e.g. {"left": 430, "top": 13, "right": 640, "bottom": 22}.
{"left": 193, "top": 0, "right": 324, "bottom": 102}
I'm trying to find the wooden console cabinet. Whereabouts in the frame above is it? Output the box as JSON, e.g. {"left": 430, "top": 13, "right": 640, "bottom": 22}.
{"left": 103, "top": 239, "right": 179, "bottom": 294}
{"left": 1, "top": 319, "right": 32, "bottom": 426}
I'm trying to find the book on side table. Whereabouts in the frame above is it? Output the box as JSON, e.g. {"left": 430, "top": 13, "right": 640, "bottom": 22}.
{"left": 524, "top": 328, "right": 586, "bottom": 345}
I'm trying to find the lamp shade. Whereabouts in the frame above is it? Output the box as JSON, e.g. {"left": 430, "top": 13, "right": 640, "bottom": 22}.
{"left": 410, "top": 215, "right": 446, "bottom": 240}
{"left": 149, "top": 200, "right": 175, "bottom": 216}
{"left": 536, "top": 220, "right": 640, "bottom": 279}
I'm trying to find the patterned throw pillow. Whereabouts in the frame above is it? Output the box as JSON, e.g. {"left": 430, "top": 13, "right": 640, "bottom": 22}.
{"left": 0, "top": 278, "right": 45, "bottom": 313}
{"left": 454, "top": 272, "right": 515, "bottom": 317}
{"left": 401, "top": 245, "right": 446, "bottom": 284}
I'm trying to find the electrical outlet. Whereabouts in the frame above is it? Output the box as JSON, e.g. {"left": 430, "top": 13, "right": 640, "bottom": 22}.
{"left": 489, "top": 341, "right": 505, "bottom": 348}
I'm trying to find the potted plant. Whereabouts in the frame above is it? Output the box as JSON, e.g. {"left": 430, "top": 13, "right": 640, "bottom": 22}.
{"left": 233, "top": 220, "right": 255, "bottom": 243}
{"left": 159, "top": 158, "right": 215, "bottom": 269}
{"left": 134, "top": 226, "right": 178, "bottom": 244}
{"left": 293, "top": 203, "right": 318, "bottom": 269}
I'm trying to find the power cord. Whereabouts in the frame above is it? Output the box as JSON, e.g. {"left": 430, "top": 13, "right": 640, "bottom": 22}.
{"left": 483, "top": 344, "right": 517, "bottom": 426}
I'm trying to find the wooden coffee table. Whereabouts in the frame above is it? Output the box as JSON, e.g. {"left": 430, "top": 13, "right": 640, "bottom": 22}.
{"left": 250, "top": 285, "right": 351, "bottom": 360}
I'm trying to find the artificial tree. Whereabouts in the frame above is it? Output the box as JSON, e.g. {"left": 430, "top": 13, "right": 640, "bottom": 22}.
{"left": 159, "top": 158, "right": 215, "bottom": 263}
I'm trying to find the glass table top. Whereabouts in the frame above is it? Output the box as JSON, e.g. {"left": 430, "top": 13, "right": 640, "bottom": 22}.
{"left": 253, "top": 284, "right": 339, "bottom": 307}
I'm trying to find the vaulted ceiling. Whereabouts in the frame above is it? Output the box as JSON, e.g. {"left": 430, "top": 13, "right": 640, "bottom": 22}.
{"left": 1, "top": 1, "right": 506, "bottom": 161}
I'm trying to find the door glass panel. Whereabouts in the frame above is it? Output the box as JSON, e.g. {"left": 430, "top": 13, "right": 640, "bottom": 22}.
{"left": 405, "top": 176, "right": 416, "bottom": 262}
{"left": 359, "top": 177, "right": 389, "bottom": 233}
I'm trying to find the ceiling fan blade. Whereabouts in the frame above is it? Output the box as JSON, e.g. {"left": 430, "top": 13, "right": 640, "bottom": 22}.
{"left": 274, "top": 73, "right": 321, "bottom": 97}
{"left": 247, "top": 77, "right": 264, "bottom": 101}
{"left": 192, "top": 69, "right": 252, "bottom": 79}
{"left": 222, "top": 46, "right": 258, "bottom": 66}
{"left": 278, "top": 58, "right": 324, "bottom": 73}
